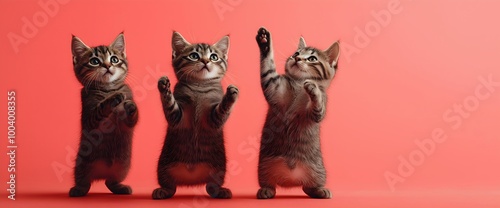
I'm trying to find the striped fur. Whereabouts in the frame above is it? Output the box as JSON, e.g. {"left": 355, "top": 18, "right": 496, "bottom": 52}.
{"left": 69, "top": 33, "right": 138, "bottom": 197}
{"left": 255, "top": 27, "right": 340, "bottom": 199}
{"left": 153, "top": 32, "right": 237, "bottom": 199}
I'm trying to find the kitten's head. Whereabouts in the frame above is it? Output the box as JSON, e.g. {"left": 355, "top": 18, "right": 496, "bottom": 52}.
{"left": 171, "top": 32, "right": 229, "bottom": 82}
{"left": 285, "top": 37, "right": 340, "bottom": 82}
{"left": 71, "top": 33, "right": 128, "bottom": 88}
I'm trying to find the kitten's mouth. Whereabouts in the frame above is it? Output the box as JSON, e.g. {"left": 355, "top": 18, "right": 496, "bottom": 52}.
{"left": 292, "top": 63, "right": 307, "bottom": 72}
{"left": 201, "top": 66, "right": 210, "bottom": 72}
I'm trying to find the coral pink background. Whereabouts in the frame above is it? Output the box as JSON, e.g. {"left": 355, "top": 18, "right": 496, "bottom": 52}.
{"left": 1, "top": 0, "right": 500, "bottom": 207}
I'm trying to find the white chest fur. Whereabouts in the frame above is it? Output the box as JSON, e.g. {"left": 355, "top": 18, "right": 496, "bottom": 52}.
{"left": 261, "top": 157, "right": 312, "bottom": 187}
{"left": 89, "top": 160, "right": 127, "bottom": 180}
{"left": 168, "top": 163, "right": 215, "bottom": 185}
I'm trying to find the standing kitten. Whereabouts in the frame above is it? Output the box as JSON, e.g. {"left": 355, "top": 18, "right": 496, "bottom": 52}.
{"left": 255, "top": 27, "right": 340, "bottom": 199}
{"left": 69, "top": 33, "right": 138, "bottom": 197}
{"left": 152, "top": 32, "right": 238, "bottom": 199}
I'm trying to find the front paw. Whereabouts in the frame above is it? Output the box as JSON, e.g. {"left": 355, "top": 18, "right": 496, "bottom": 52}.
{"left": 98, "top": 93, "right": 124, "bottom": 114}
{"left": 158, "top": 76, "right": 171, "bottom": 94}
{"left": 304, "top": 80, "right": 319, "bottom": 99}
{"left": 225, "top": 85, "right": 239, "bottom": 102}
{"left": 124, "top": 100, "right": 137, "bottom": 116}
{"left": 110, "top": 93, "right": 125, "bottom": 107}
{"left": 256, "top": 27, "right": 271, "bottom": 55}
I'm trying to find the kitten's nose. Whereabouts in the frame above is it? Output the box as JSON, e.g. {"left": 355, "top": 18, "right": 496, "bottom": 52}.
{"left": 104, "top": 62, "right": 112, "bottom": 69}
{"left": 201, "top": 59, "right": 209, "bottom": 64}
{"left": 295, "top": 56, "right": 302, "bottom": 62}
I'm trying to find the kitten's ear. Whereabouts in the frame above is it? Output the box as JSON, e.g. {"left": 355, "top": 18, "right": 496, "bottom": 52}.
{"left": 213, "top": 35, "right": 230, "bottom": 59}
{"left": 71, "top": 35, "right": 90, "bottom": 57}
{"left": 325, "top": 41, "right": 340, "bottom": 68}
{"left": 172, "top": 31, "right": 190, "bottom": 58}
{"left": 298, "top": 37, "right": 307, "bottom": 50}
{"left": 110, "top": 33, "right": 126, "bottom": 54}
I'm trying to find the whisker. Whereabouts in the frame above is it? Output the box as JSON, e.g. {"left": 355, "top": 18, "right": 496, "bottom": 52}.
{"left": 187, "top": 31, "right": 196, "bottom": 43}
{"left": 187, "top": 68, "right": 197, "bottom": 80}
{"left": 82, "top": 72, "right": 96, "bottom": 90}
{"left": 223, "top": 71, "right": 238, "bottom": 85}
{"left": 287, "top": 37, "right": 298, "bottom": 49}
{"left": 125, "top": 73, "right": 141, "bottom": 87}
{"left": 177, "top": 68, "right": 189, "bottom": 82}
{"left": 175, "top": 67, "right": 186, "bottom": 78}
{"left": 276, "top": 49, "right": 289, "bottom": 63}
{"left": 92, "top": 72, "right": 101, "bottom": 89}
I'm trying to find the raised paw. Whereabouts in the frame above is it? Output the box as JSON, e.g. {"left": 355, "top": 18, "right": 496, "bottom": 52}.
{"left": 152, "top": 187, "right": 176, "bottom": 200}
{"left": 98, "top": 93, "right": 124, "bottom": 115}
{"left": 303, "top": 187, "right": 332, "bottom": 199}
{"left": 69, "top": 186, "right": 89, "bottom": 197}
{"left": 100, "top": 93, "right": 124, "bottom": 108}
{"left": 303, "top": 80, "right": 319, "bottom": 98}
{"left": 110, "top": 93, "right": 125, "bottom": 107}
{"left": 257, "top": 187, "right": 276, "bottom": 199}
{"left": 226, "top": 85, "right": 239, "bottom": 101}
{"left": 158, "top": 76, "right": 171, "bottom": 93}
{"left": 256, "top": 27, "right": 271, "bottom": 55}
{"left": 123, "top": 101, "right": 137, "bottom": 116}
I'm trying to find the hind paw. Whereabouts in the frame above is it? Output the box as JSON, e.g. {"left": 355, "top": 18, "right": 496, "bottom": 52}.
{"left": 152, "top": 187, "right": 176, "bottom": 200}
{"left": 303, "top": 187, "right": 332, "bottom": 199}
{"left": 207, "top": 186, "right": 232, "bottom": 199}
{"left": 257, "top": 187, "right": 276, "bottom": 199}
{"left": 108, "top": 184, "right": 132, "bottom": 195}
{"left": 69, "top": 186, "right": 89, "bottom": 197}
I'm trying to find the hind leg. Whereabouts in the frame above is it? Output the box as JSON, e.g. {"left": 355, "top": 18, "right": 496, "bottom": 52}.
{"left": 69, "top": 183, "right": 90, "bottom": 197}
{"left": 152, "top": 166, "right": 177, "bottom": 199}
{"left": 257, "top": 158, "right": 277, "bottom": 199}
{"left": 69, "top": 159, "right": 91, "bottom": 197}
{"left": 106, "top": 181, "right": 132, "bottom": 195}
{"left": 257, "top": 176, "right": 276, "bottom": 199}
{"left": 302, "top": 165, "right": 331, "bottom": 199}
{"left": 257, "top": 173, "right": 276, "bottom": 199}
{"left": 257, "top": 186, "right": 276, "bottom": 199}
{"left": 206, "top": 170, "right": 232, "bottom": 199}
{"left": 152, "top": 186, "right": 176, "bottom": 200}
{"left": 302, "top": 187, "right": 331, "bottom": 199}
{"left": 103, "top": 158, "right": 131, "bottom": 194}
{"left": 106, "top": 161, "right": 132, "bottom": 194}
{"left": 69, "top": 181, "right": 91, "bottom": 197}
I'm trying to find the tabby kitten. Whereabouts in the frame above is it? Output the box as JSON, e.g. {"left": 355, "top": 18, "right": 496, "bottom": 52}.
{"left": 152, "top": 32, "right": 238, "bottom": 199}
{"left": 255, "top": 27, "right": 340, "bottom": 199}
{"left": 69, "top": 33, "right": 138, "bottom": 197}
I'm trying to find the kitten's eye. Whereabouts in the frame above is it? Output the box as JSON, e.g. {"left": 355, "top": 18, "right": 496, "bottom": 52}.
{"left": 293, "top": 52, "right": 299, "bottom": 57}
{"left": 210, "top": 54, "right": 219, "bottom": 61}
{"left": 110, "top": 56, "right": 119, "bottom": 64}
{"left": 307, "top": 56, "right": 318, "bottom": 62}
{"left": 188, "top": 52, "right": 200, "bottom": 60}
{"left": 89, "top": 57, "right": 100, "bottom": 66}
